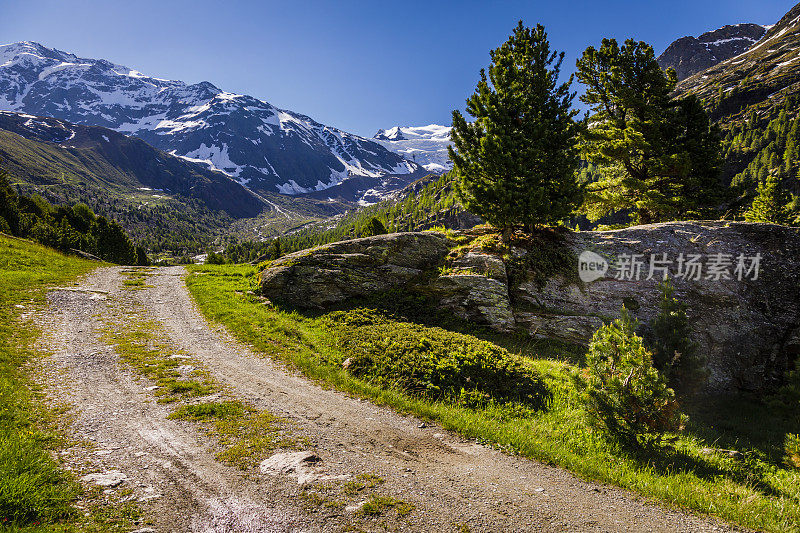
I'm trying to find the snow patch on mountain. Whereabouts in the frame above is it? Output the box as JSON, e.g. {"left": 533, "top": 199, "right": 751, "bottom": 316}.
{"left": 0, "top": 41, "right": 424, "bottom": 200}
{"left": 373, "top": 124, "right": 452, "bottom": 173}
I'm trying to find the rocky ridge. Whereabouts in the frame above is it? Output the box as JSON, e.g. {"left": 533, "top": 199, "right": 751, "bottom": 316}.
{"left": 657, "top": 23, "right": 767, "bottom": 81}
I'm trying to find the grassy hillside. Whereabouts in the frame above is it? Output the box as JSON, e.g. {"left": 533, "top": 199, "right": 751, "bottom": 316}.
{"left": 0, "top": 112, "right": 268, "bottom": 254}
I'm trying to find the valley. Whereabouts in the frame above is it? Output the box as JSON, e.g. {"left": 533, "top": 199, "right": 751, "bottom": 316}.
{"left": 2, "top": 2, "right": 800, "bottom": 532}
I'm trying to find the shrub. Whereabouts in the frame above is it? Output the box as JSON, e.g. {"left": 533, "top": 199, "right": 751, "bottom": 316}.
{"left": 785, "top": 434, "right": 800, "bottom": 469}
{"left": 769, "top": 364, "right": 800, "bottom": 410}
{"left": 206, "top": 251, "right": 226, "bottom": 265}
{"left": 576, "top": 308, "right": 683, "bottom": 446}
{"left": 648, "top": 280, "right": 708, "bottom": 394}
{"left": 322, "top": 308, "right": 550, "bottom": 411}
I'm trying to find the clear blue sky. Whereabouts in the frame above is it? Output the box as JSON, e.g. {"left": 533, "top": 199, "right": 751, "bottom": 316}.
{"left": 0, "top": 0, "right": 793, "bottom": 137}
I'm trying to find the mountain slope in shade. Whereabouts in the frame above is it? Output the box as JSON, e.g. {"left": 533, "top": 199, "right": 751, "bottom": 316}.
{"left": 0, "top": 110, "right": 264, "bottom": 218}
{"left": 373, "top": 125, "right": 452, "bottom": 174}
{"left": 0, "top": 41, "right": 425, "bottom": 201}
{"left": 0, "top": 110, "right": 287, "bottom": 250}
{"left": 658, "top": 23, "right": 767, "bottom": 81}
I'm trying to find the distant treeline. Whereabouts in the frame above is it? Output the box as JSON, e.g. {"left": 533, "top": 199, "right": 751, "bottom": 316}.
{"left": 0, "top": 168, "right": 147, "bottom": 265}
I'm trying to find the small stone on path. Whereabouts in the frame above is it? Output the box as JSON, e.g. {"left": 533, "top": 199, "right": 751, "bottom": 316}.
{"left": 81, "top": 470, "right": 128, "bottom": 487}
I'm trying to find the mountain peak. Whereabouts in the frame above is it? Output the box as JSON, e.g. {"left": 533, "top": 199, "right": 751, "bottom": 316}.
{"left": 0, "top": 41, "right": 75, "bottom": 66}
{"left": 374, "top": 126, "right": 405, "bottom": 141}
{"left": 0, "top": 41, "right": 424, "bottom": 202}
{"left": 657, "top": 23, "right": 767, "bottom": 80}
{"left": 373, "top": 124, "right": 453, "bottom": 174}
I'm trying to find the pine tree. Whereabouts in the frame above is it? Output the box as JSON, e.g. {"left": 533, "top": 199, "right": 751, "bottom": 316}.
{"left": 744, "top": 173, "right": 791, "bottom": 224}
{"left": 449, "top": 22, "right": 581, "bottom": 236}
{"left": 576, "top": 39, "right": 723, "bottom": 224}
{"left": 0, "top": 166, "right": 20, "bottom": 235}
{"left": 362, "top": 216, "right": 387, "bottom": 237}
{"left": 648, "top": 280, "right": 708, "bottom": 394}
{"left": 576, "top": 307, "right": 683, "bottom": 447}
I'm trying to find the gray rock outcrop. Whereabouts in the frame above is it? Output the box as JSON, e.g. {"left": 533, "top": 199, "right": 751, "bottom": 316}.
{"left": 259, "top": 232, "right": 451, "bottom": 308}
{"left": 657, "top": 23, "right": 766, "bottom": 81}
{"left": 259, "top": 222, "right": 800, "bottom": 393}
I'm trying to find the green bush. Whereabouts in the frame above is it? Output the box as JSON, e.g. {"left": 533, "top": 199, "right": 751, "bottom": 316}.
{"left": 576, "top": 308, "right": 683, "bottom": 446}
{"left": 206, "top": 251, "right": 226, "bottom": 265}
{"left": 322, "top": 308, "right": 549, "bottom": 411}
{"left": 648, "top": 280, "right": 708, "bottom": 394}
{"left": 770, "top": 368, "right": 800, "bottom": 410}
{"left": 785, "top": 434, "right": 800, "bottom": 469}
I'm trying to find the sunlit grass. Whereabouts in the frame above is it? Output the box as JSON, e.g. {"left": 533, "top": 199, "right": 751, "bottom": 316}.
{"left": 0, "top": 235, "right": 143, "bottom": 531}
{"left": 186, "top": 263, "right": 800, "bottom": 532}
{"left": 102, "top": 308, "right": 302, "bottom": 469}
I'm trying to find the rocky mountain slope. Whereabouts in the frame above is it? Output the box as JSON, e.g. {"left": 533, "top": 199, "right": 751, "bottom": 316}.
{"left": 657, "top": 23, "right": 767, "bottom": 81}
{"left": 677, "top": 2, "right": 800, "bottom": 126}
{"left": 373, "top": 125, "right": 453, "bottom": 174}
{"left": 0, "top": 42, "right": 426, "bottom": 202}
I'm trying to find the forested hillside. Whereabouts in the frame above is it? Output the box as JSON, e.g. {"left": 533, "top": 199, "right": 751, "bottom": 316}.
{"left": 677, "top": 2, "right": 800, "bottom": 211}
{"left": 0, "top": 111, "right": 269, "bottom": 254}
{"left": 0, "top": 167, "right": 145, "bottom": 265}
{"left": 220, "top": 173, "right": 477, "bottom": 263}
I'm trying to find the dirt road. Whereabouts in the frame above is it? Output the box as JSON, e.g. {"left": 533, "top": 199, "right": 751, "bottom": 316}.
{"left": 35, "top": 266, "right": 741, "bottom": 532}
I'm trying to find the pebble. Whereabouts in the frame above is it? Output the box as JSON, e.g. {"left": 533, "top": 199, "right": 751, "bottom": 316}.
{"left": 81, "top": 470, "right": 128, "bottom": 487}
{"left": 345, "top": 500, "right": 367, "bottom": 513}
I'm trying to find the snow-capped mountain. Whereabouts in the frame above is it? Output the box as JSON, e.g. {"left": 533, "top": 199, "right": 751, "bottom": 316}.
{"left": 0, "top": 41, "right": 425, "bottom": 201}
{"left": 657, "top": 23, "right": 768, "bottom": 81}
{"left": 373, "top": 124, "right": 452, "bottom": 174}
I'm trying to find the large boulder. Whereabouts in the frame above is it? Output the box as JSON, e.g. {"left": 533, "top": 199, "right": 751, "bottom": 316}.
{"left": 258, "top": 232, "right": 451, "bottom": 308}
{"left": 259, "top": 222, "right": 800, "bottom": 393}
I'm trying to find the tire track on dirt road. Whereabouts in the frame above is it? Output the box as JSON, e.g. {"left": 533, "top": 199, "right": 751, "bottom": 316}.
{"left": 37, "top": 265, "right": 744, "bottom": 532}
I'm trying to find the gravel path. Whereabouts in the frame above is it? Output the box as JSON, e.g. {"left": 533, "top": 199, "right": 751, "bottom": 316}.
{"left": 35, "top": 265, "right": 743, "bottom": 532}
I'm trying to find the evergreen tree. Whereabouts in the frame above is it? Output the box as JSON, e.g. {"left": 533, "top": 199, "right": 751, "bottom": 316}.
{"left": 744, "top": 173, "right": 791, "bottom": 224}
{"left": 576, "top": 307, "right": 683, "bottom": 447}
{"left": 0, "top": 168, "right": 20, "bottom": 235}
{"left": 89, "top": 216, "right": 137, "bottom": 265}
{"left": 362, "top": 216, "right": 388, "bottom": 237}
{"left": 135, "top": 246, "right": 150, "bottom": 266}
{"left": 576, "top": 39, "right": 723, "bottom": 224}
{"left": 648, "top": 280, "right": 708, "bottom": 394}
{"left": 449, "top": 22, "right": 581, "bottom": 236}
